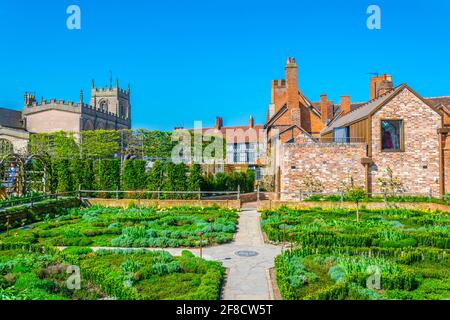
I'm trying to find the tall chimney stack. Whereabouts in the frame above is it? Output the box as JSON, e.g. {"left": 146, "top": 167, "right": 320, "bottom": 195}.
{"left": 285, "top": 57, "right": 299, "bottom": 110}
{"left": 320, "top": 94, "right": 328, "bottom": 124}
{"left": 249, "top": 115, "right": 254, "bottom": 128}
{"left": 340, "top": 96, "right": 351, "bottom": 114}
{"left": 370, "top": 74, "right": 394, "bottom": 100}
{"left": 215, "top": 116, "right": 223, "bottom": 130}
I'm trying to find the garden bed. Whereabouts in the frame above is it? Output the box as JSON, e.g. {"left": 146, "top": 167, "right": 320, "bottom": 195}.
{"left": 0, "top": 197, "right": 81, "bottom": 232}
{"left": 262, "top": 207, "right": 450, "bottom": 300}
{"left": 0, "top": 205, "right": 239, "bottom": 248}
{"left": 0, "top": 246, "right": 224, "bottom": 300}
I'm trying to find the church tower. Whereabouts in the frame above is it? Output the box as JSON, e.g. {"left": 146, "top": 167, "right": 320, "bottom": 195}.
{"left": 90, "top": 79, "right": 131, "bottom": 119}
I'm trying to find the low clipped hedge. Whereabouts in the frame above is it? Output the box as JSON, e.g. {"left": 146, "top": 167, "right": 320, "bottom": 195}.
{"left": 0, "top": 197, "right": 81, "bottom": 232}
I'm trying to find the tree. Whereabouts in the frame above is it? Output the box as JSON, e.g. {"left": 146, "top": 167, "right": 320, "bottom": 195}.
{"left": 52, "top": 158, "right": 73, "bottom": 193}
{"left": 94, "top": 159, "right": 120, "bottom": 197}
{"left": 378, "top": 167, "right": 404, "bottom": 202}
{"left": 300, "top": 172, "right": 323, "bottom": 194}
{"left": 147, "top": 161, "right": 164, "bottom": 198}
{"left": 188, "top": 164, "right": 204, "bottom": 194}
{"left": 346, "top": 187, "right": 367, "bottom": 223}
{"left": 173, "top": 163, "right": 188, "bottom": 198}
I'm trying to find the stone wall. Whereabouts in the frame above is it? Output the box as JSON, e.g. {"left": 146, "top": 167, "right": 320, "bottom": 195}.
{"left": 25, "top": 109, "right": 81, "bottom": 133}
{"left": 370, "top": 88, "right": 442, "bottom": 195}
{"left": 0, "top": 128, "right": 29, "bottom": 154}
{"left": 280, "top": 141, "right": 367, "bottom": 200}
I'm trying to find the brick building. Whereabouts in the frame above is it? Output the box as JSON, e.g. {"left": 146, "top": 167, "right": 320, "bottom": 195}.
{"left": 179, "top": 116, "right": 265, "bottom": 176}
{"left": 267, "top": 57, "right": 450, "bottom": 198}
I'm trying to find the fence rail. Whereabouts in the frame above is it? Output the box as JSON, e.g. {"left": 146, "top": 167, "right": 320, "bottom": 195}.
{"left": 0, "top": 192, "right": 76, "bottom": 209}
{"left": 78, "top": 189, "right": 241, "bottom": 200}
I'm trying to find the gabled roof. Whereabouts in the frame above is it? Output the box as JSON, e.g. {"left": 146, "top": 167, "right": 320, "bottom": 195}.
{"left": 0, "top": 107, "right": 23, "bottom": 129}
{"left": 425, "top": 96, "right": 450, "bottom": 111}
{"left": 321, "top": 85, "right": 407, "bottom": 135}
{"left": 267, "top": 124, "right": 314, "bottom": 143}
{"left": 264, "top": 104, "right": 288, "bottom": 129}
{"left": 197, "top": 124, "right": 265, "bottom": 143}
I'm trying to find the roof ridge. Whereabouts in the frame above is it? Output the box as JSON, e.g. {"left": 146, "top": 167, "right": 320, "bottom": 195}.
{"left": 425, "top": 95, "right": 450, "bottom": 99}
{"left": 338, "top": 84, "right": 404, "bottom": 118}
{"left": 321, "top": 84, "right": 407, "bottom": 134}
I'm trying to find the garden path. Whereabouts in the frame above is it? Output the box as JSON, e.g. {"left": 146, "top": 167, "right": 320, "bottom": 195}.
{"left": 85, "top": 202, "right": 282, "bottom": 300}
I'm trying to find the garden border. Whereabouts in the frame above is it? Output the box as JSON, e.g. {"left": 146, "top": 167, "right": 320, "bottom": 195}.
{"left": 84, "top": 198, "right": 241, "bottom": 210}
{"left": 257, "top": 200, "right": 450, "bottom": 212}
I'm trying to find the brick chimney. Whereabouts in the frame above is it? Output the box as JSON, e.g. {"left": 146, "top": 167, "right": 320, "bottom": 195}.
{"left": 370, "top": 74, "right": 393, "bottom": 100}
{"left": 249, "top": 115, "right": 254, "bottom": 128}
{"left": 215, "top": 116, "right": 223, "bottom": 130}
{"left": 340, "top": 96, "right": 351, "bottom": 114}
{"left": 285, "top": 57, "right": 299, "bottom": 111}
{"left": 320, "top": 94, "right": 328, "bottom": 124}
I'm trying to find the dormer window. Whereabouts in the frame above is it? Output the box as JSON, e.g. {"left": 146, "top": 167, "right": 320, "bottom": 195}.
{"left": 381, "top": 120, "right": 404, "bottom": 152}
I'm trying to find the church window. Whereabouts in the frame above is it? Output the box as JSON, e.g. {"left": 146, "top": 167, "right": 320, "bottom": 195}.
{"left": 381, "top": 120, "right": 403, "bottom": 151}
{"left": 99, "top": 100, "right": 108, "bottom": 112}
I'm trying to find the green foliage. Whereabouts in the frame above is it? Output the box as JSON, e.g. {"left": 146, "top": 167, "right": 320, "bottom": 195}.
{"left": 122, "top": 160, "right": 147, "bottom": 191}
{"left": 188, "top": 164, "right": 204, "bottom": 192}
{"left": 52, "top": 158, "right": 73, "bottom": 192}
{"left": 72, "top": 158, "right": 94, "bottom": 190}
{"left": 346, "top": 188, "right": 367, "bottom": 204}
{"left": 204, "top": 170, "right": 255, "bottom": 193}
{"left": 94, "top": 159, "right": 121, "bottom": 193}
{"left": 266, "top": 206, "right": 450, "bottom": 300}
{"left": 0, "top": 197, "right": 80, "bottom": 232}
{"left": 0, "top": 248, "right": 224, "bottom": 300}
{"left": 147, "top": 161, "right": 164, "bottom": 194}
{"left": 0, "top": 205, "right": 238, "bottom": 248}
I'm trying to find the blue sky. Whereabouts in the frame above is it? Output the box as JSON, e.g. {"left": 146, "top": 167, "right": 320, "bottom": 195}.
{"left": 0, "top": 0, "right": 449, "bottom": 130}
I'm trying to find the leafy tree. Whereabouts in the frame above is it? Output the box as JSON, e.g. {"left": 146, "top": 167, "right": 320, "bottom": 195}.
{"left": 187, "top": 164, "right": 204, "bottom": 199}
{"left": 245, "top": 170, "right": 256, "bottom": 193}
{"left": 122, "top": 160, "right": 147, "bottom": 197}
{"left": 81, "top": 130, "right": 121, "bottom": 158}
{"left": 52, "top": 158, "right": 73, "bottom": 193}
{"left": 300, "top": 172, "right": 323, "bottom": 194}
{"left": 378, "top": 167, "right": 404, "bottom": 202}
{"left": 147, "top": 161, "right": 164, "bottom": 196}
{"left": 94, "top": 159, "right": 121, "bottom": 197}
{"left": 142, "top": 131, "right": 174, "bottom": 159}
{"left": 346, "top": 188, "right": 367, "bottom": 223}
{"left": 173, "top": 163, "right": 188, "bottom": 198}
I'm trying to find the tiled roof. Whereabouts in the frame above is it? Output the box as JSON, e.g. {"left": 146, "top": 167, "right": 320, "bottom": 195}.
{"left": 425, "top": 96, "right": 450, "bottom": 110}
{"left": 321, "top": 85, "right": 405, "bottom": 135}
{"left": 198, "top": 124, "right": 265, "bottom": 143}
{"left": 0, "top": 107, "right": 23, "bottom": 129}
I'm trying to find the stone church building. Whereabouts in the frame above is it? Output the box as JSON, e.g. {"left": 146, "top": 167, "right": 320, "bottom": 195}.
{"left": 266, "top": 57, "right": 450, "bottom": 198}
{"left": 0, "top": 80, "right": 131, "bottom": 153}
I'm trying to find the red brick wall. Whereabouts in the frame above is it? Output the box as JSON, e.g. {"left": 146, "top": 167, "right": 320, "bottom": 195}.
{"left": 280, "top": 140, "right": 367, "bottom": 200}
{"left": 370, "top": 88, "right": 442, "bottom": 195}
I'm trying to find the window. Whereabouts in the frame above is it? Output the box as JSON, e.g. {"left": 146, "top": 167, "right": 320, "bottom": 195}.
{"left": 333, "top": 127, "right": 349, "bottom": 143}
{"left": 99, "top": 100, "right": 108, "bottom": 112}
{"left": 381, "top": 120, "right": 403, "bottom": 151}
